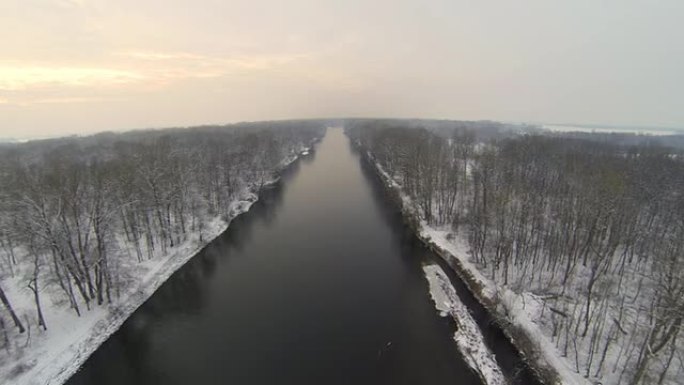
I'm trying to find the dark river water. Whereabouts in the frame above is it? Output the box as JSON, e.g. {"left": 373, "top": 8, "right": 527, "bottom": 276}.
{"left": 68, "top": 128, "right": 505, "bottom": 385}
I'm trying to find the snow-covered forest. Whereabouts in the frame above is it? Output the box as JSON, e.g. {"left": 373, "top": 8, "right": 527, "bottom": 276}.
{"left": 347, "top": 120, "right": 684, "bottom": 385}
{"left": 0, "top": 122, "right": 324, "bottom": 383}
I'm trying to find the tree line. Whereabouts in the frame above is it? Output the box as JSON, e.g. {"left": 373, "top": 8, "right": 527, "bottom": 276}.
{"left": 0, "top": 122, "right": 323, "bottom": 345}
{"left": 347, "top": 121, "right": 684, "bottom": 385}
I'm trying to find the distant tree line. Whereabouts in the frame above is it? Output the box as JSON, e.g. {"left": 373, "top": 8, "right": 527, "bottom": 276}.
{"left": 347, "top": 121, "right": 684, "bottom": 385}
{"left": 0, "top": 122, "right": 323, "bottom": 339}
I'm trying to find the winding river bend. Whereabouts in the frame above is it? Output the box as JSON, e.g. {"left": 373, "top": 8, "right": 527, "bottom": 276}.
{"left": 68, "top": 128, "right": 504, "bottom": 385}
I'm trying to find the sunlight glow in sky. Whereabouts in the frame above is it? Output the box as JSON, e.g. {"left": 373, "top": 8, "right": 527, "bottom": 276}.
{"left": 1, "top": 0, "right": 683, "bottom": 138}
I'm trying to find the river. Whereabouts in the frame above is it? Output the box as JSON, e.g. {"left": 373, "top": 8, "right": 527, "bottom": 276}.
{"left": 68, "top": 128, "right": 510, "bottom": 385}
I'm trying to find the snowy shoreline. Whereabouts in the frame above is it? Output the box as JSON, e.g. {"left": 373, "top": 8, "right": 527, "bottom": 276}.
{"left": 422, "top": 263, "right": 506, "bottom": 385}
{"left": 362, "top": 148, "right": 585, "bottom": 385}
{"left": 2, "top": 149, "right": 311, "bottom": 385}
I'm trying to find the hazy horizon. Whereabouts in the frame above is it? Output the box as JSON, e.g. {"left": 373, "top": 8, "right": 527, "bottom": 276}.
{"left": 2, "top": 0, "right": 683, "bottom": 138}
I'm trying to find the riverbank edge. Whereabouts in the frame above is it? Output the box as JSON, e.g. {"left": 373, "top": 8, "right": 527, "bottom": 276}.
{"left": 422, "top": 263, "right": 507, "bottom": 385}
{"left": 354, "top": 144, "right": 562, "bottom": 385}
{"left": 15, "top": 141, "right": 319, "bottom": 385}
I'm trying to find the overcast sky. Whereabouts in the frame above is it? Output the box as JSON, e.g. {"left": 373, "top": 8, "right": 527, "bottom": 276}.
{"left": 1, "top": 0, "right": 682, "bottom": 138}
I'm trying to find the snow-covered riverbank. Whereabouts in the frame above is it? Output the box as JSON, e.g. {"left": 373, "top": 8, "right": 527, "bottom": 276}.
{"left": 0, "top": 149, "right": 310, "bottom": 385}
{"left": 365, "top": 151, "right": 586, "bottom": 385}
{"left": 422, "top": 263, "right": 506, "bottom": 385}
{"left": 419, "top": 228, "right": 586, "bottom": 385}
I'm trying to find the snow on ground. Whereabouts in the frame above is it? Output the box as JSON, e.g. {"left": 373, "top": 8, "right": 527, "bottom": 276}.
{"left": 423, "top": 263, "right": 507, "bottom": 385}
{"left": 0, "top": 152, "right": 306, "bottom": 385}
{"left": 420, "top": 227, "right": 587, "bottom": 385}
{"left": 367, "top": 153, "right": 588, "bottom": 385}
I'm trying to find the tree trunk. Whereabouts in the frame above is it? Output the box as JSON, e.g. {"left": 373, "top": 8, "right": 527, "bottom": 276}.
{"left": 0, "top": 285, "right": 24, "bottom": 333}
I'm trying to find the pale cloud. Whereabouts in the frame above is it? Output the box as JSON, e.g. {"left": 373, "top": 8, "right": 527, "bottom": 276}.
{"left": 14, "top": 96, "right": 113, "bottom": 106}
{"left": 52, "top": 0, "right": 87, "bottom": 8}
{"left": 0, "top": 50, "right": 315, "bottom": 103}
{"left": 119, "top": 50, "right": 312, "bottom": 73}
{"left": 118, "top": 51, "right": 209, "bottom": 61}
{"left": 0, "top": 66, "right": 143, "bottom": 91}
{"left": 56, "top": 0, "right": 88, "bottom": 7}
{"left": 136, "top": 50, "right": 366, "bottom": 91}
{"left": 1, "top": 0, "right": 682, "bottom": 137}
{"left": 0, "top": 50, "right": 313, "bottom": 91}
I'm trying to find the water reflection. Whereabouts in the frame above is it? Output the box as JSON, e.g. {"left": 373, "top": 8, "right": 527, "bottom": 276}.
{"left": 68, "top": 129, "right": 482, "bottom": 385}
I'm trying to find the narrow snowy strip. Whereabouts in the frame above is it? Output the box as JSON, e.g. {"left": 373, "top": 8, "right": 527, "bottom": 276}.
{"left": 422, "top": 263, "right": 507, "bottom": 385}
{"left": 420, "top": 228, "right": 586, "bottom": 385}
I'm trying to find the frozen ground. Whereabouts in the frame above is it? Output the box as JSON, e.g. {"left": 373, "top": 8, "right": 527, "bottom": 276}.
{"left": 0, "top": 149, "right": 308, "bottom": 385}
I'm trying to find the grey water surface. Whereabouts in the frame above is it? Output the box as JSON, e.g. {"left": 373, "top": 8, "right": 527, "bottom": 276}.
{"left": 67, "top": 128, "right": 483, "bottom": 385}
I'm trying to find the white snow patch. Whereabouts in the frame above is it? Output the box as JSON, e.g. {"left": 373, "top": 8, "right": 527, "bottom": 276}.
{"left": 423, "top": 263, "right": 507, "bottom": 385}
{"left": 419, "top": 227, "right": 587, "bottom": 385}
